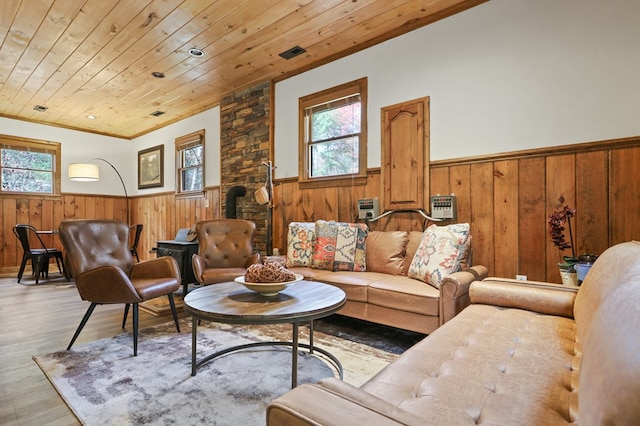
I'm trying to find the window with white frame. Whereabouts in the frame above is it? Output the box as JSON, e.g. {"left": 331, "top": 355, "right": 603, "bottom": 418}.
{"left": 299, "top": 78, "right": 367, "bottom": 188}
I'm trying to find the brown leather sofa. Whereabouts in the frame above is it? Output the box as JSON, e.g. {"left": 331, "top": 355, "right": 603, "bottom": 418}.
{"left": 191, "top": 219, "right": 261, "bottom": 285}
{"left": 287, "top": 229, "right": 488, "bottom": 335}
{"left": 268, "top": 240, "right": 640, "bottom": 425}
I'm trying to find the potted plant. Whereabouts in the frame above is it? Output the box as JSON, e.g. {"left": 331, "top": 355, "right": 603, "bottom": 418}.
{"left": 548, "top": 205, "right": 579, "bottom": 286}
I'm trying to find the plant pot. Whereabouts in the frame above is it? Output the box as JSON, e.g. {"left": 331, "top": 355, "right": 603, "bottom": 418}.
{"left": 558, "top": 263, "right": 578, "bottom": 286}
{"left": 576, "top": 254, "right": 598, "bottom": 285}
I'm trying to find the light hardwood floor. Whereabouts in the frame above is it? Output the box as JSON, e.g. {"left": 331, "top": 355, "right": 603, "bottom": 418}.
{"left": 0, "top": 273, "right": 185, "bottom": 425}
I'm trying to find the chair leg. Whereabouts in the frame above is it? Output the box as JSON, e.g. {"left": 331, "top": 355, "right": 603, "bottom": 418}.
{"left": 133, "top": 303, "right": 139, "bottom": 356}
{"left": 17, "top": 255, "right": 28, "bottom": 283}
{"left": 44, "top": 256, "right": 50, "bottom": 278}
{"left": 54, "top": 255, "right": 63, "bottom": 275}
{"left": 67, "top": 303, "right": 97, "bottom": 350}
{"left": 168, "top": 293, "right": 181, "bottom": 333}
{"left": 33, "top": 257, "right": 44, "bottom": 285}
{"left": 122, "top": 303, "right": 130, "bottom": 328}
{"left": 61, "top": 257, "right": 70, "bottom": 281}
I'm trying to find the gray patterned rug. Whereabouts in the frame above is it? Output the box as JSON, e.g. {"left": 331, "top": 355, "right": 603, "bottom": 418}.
{"left": 34, "top": 318, "right": 414, "bottom": 425}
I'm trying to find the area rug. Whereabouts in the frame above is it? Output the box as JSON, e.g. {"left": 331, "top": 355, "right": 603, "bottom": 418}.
{"left": 34, "top": 318, "right": 406, "bottom": 425}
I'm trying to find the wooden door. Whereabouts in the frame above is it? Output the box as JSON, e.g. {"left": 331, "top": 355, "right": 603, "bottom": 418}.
{"left": 381, "top": 97, "right": 430, "bottom": 211}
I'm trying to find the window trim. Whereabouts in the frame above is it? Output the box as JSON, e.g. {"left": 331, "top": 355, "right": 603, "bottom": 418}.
{"left": 298, "top": 77, "right": 368, "bottom": 189}
{"left": 175, "top": 129, "right": 205, "bottom": 198}
{"left": 0, "top": 134, "right": 61, "bottom": 197}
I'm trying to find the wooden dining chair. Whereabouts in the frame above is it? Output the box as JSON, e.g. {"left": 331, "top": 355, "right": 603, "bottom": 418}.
{"left": 13, "top": 224, "right": 67, "bottom": 284}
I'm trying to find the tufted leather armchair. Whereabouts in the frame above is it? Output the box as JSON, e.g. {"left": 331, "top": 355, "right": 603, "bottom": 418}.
{"left": 59, "top": 219, "right": 181, "bottom": 356}
{"left": 192, "top": 219, "right": 260, "bottom": 285}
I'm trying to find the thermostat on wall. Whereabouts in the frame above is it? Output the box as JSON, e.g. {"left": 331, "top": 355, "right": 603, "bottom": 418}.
{"left": 358, "top": 198, "right": 380, "bottom": 220}
{"left": 430, "top": 194, "right": 457, "bottom": 220}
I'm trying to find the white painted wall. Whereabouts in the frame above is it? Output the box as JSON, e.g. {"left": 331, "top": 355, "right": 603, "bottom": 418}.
{"left": 130, "top": 106, "right": 221, "bottom": 196}
{"left": 0, "top": 116, "right": 129, "bottom": 196}
{"left": 0, "top": 105, "right": 220, "bottom": 197}
{"left": 274, "top": 0, "right": 640, "bottom": 178}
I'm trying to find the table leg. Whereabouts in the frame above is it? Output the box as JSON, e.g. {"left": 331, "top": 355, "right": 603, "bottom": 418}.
{"left": 189, "top": 320, "right": 343, "bottom": 385}
{"left": 309, "top": 320, "right": 314, "bottom": 354}
{"left": 191, "top": 317, "right": 198, "bottom": 376}
{"left": 292, "top": 322, "right": 298, "bottom": 388}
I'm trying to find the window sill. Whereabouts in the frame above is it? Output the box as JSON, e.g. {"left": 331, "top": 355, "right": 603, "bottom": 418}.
{"left": 298, "top": 175, "right": 367, "bottom": 190}
{"left": 175, "top": 191, "right": 205, "bottom": 200}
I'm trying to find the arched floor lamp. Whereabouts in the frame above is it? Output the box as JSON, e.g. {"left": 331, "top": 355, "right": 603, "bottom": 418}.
{"left": 68, "top": 158, "right": 129, "bottom": 225}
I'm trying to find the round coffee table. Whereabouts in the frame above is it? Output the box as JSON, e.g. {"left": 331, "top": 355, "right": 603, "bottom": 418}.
{"left": 183, "top": 280, "right": 346, "bottom": 388}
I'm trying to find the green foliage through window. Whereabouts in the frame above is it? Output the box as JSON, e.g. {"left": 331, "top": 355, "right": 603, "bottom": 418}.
{"left": 180, "top": 145, "right": 203, "bottom": 191}
{"left": 1, "top": 148, "right": 54, "bottom": 193}
{"left": 306, "top": 95, "right": 362, "bottom": 178}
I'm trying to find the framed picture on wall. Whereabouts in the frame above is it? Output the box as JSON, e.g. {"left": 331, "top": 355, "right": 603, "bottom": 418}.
{"left": 138, "top": 145, "right": 164, "bottom": 189}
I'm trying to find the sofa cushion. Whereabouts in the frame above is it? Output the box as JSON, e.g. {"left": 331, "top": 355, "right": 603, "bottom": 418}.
{"left": 368, "top": 275, "right": 440, "bottom": 316}
{"left": 285, "top": 222, "right": 315, "bottom": 267}
{"left": 407, "top": 223, "right": 470, "bottom": 288}
{"left": 312, "top": 221, "right": 368, "bottom": 271}
{"left": 365, "top": 231, "right": 409, "bottom": 276}
{"left": 313, "top": 271, "right": 390, "bottom": 302}
{"left": 402, "top": 231, "right": 424, "bottom": 276}
{"left": 361, "top": 304, "right": 578, "bottom": 424}
{"left": 458, "top": 234, "right": 472, "bottom": 269}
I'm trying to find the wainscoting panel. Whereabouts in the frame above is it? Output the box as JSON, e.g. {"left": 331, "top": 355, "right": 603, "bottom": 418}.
{"left": 272, "top": 137, "right": 640, "bottom": 284}
{"left": 2, "top": 138, "right": 638, "bottom": 284}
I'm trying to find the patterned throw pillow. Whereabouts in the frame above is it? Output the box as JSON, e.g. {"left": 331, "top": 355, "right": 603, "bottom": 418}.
{"left": 285, "top": 222, "right": 316, "bottom": 267}
{"left": 407, "top": 223, "right": 470, "bottom": 288}
{"left": 312, "top": 221, "right": 368, "bottom": 271}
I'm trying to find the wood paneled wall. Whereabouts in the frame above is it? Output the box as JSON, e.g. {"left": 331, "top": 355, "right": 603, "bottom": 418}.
{"left": 272, "top": 137, "right": 640, "bottom": 284}
{"left": 129, "top": 188, "right": 221, "bottom": 261}
{"left": 0, "top": 189, "right": 221, "bottom": 276}
{"left": 3, "top": 137, "right": 639, "bottom": 284}
{"left": 1, "top": 195, "right": 127, "bottom": 275}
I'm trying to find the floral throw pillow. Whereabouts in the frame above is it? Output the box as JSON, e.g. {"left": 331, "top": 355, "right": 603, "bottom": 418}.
{"left": 407, "top": 223, "right": 470, "bottom": 288}
{"left": 285, "top": 222, "right": 316, "bottom": 267}
{"left": 312, "top": 220, "right": 368, "bottom": 271}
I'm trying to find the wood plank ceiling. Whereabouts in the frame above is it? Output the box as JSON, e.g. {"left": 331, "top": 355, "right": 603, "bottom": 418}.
{"left": 0, "top": 0, "right": 486, "bottom": 139}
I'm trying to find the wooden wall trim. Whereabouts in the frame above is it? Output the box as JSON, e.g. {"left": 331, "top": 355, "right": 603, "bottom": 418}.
{"left": 430, "top": 135, "right": 640, "bottom": 167}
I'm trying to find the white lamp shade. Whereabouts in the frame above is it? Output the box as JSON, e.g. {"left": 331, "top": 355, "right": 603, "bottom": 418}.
{"left": 68, "top": 163, "right": 99, "bottom": 181}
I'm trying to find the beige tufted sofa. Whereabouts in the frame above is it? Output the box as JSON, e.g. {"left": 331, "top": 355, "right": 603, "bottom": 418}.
{"left": 267, "top": 240, "right": 640, "bottom": 425}
{"left": 286, "top": 227, "right": 488, "bottom": 335}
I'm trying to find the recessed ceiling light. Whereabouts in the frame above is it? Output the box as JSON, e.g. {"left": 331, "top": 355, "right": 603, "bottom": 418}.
{"left": 188, "top": 48, "right": 204, "bottom": 57}
{"left": 150, "top": 110, "right": 165, "bottom": 117}
{"left": 33, "top": 105, "right": 48, "bottom": 112}
{"left": 151, "top": 71, "right": 165, "bottom": 78}
{"left": 86, "top": 115, "right": 96, "bottom": 119}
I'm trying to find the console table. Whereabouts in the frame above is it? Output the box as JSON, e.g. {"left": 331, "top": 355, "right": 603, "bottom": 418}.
{"left": 154, "top": 240, "right": 198, "bottom": 295}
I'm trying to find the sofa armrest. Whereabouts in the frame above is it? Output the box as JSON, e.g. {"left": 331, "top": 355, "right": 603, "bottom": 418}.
{"left": 131, "top": 256, "right": 180, "bottom": 280}
{"left": 267, "top": 379, "right": 426, "bottom": 426}
{"left": 470, "top": 278, "right": 578, "bottom": 318}
{"left": 268, "top": 378, "right": 475, "bottom": 425}
{"left": 439, "top": 265, "right": 489, "bottom": 325}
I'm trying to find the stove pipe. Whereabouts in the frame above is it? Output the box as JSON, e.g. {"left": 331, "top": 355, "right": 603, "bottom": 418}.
{"left": 225, "top": 185, "right": 246, "bottom": 218}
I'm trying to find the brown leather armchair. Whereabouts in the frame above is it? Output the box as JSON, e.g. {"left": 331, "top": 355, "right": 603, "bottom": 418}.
{"left": 59, "top": 220, "right": 181, "bottom": 356}
{"left": 192, "top": 219, "right": 260, "bottom": 285}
